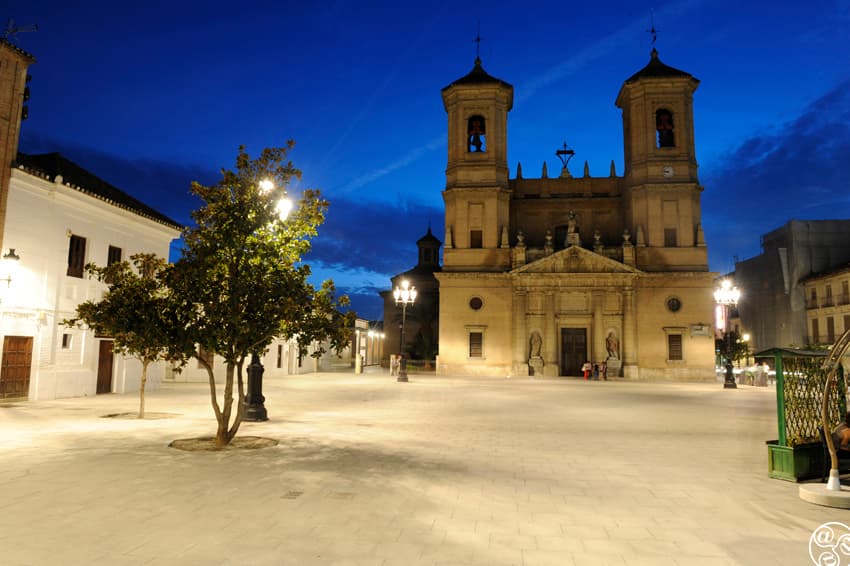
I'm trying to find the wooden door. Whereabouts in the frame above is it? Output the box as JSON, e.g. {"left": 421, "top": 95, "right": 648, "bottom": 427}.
{"left": 560, "top": 328, "right": 586, "bottom": 377}
{"left": 0, "top": 336, "right": 33, "bottom": 400}
{"left": 97, "top": 340, "right": 114, "bottom": 394}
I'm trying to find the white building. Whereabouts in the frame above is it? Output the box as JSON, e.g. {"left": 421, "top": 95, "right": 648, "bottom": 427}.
{"left": 0, "top": 154, "right": 181, "bottom": 400}
{"left": 169, "top": 335, "right": 352, "bottom": 383}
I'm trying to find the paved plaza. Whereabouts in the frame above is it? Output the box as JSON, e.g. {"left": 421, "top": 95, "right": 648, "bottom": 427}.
{"left": 0, "top": 370, "right": 846, "bottom": 565}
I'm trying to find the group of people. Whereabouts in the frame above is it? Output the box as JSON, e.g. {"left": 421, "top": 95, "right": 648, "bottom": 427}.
{"left": 581, "top": 361, "right": 607, "bottom": 380}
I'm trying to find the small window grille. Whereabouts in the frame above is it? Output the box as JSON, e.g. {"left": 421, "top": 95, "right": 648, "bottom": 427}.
{"left": 667, "top": 334, "right": 683, "bottom": 361}
{"left": 469, "top": 332, "right": 483, "bottom": 358}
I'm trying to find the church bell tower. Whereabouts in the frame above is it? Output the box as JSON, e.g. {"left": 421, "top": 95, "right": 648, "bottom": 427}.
{"left": 441, "top": 56, "right": 513, "bottom": 272}
{"left": 616, "top": 48, "right": 707, "bottom": 271}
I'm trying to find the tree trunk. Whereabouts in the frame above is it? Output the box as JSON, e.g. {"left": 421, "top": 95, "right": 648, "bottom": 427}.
{"left": 199, "top": 354, "right": 225, "bottom": 447}
{"left": 138, "top": 360, "right": 149, "bottom": 419}
{"left": 227, "top": 357, "right": 247, "bottom": 442}
{"left": 215, "top": 362, "right": 236, "bottom": 448}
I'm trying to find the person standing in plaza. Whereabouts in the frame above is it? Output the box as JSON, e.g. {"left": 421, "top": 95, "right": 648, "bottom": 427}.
{"left": 582, "top": 361, "right": 591, "bottom": 380}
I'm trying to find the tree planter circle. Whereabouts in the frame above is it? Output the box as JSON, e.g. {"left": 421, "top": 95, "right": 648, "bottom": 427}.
{"left": 168, "top": 436, "right": 279, "bottom": 451}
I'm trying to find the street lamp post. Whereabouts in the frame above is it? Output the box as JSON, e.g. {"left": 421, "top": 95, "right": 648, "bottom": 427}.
{"left": 393, "top": 279, "right": 417, "bottom": 382}
{"left": 714, "top": 279, "right": 741, "bottom": 389}
{"left": 243, "top": 179, "right": 292, "bottom": 421}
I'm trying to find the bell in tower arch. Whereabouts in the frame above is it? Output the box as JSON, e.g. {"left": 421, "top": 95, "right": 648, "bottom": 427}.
{"left": 468, "top": 115, "right": 486, "bottom": 152}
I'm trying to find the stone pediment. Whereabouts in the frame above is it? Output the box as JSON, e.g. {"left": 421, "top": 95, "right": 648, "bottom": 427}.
{"left": 512, "top": 245, "right": 642, "bottom": 275}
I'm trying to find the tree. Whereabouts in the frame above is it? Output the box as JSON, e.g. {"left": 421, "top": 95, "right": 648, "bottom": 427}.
{"left": 65, "top": 254, "right": 173, "bottom": 418}
{"left": 167, "top": 143, "right": 353, "bottom": 448}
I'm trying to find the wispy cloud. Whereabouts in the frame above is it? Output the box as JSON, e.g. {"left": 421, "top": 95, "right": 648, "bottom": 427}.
{"left": 335, "top": 0, "right": 705, "bottom": 196}
{"left": 703, "top": 78, "right": 850, "bottom": 266}
{"left": 337, "top": 135, "right": 445, "bottom": 194}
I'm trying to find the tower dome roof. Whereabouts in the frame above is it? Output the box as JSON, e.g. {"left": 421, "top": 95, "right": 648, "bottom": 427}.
{"left": 624, "top": 48, "right": 694, "bottom": 84}
{"left": 442, "top": 57, "right": 513, "bottom": 92}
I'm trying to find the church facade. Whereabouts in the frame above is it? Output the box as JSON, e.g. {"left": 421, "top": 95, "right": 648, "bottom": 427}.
{"left": 435, "top": 49, "right": 716, "bottom": 380}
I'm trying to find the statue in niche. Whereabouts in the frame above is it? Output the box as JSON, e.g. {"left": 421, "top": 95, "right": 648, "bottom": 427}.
{"left": 606, "top": 331, "right": 620, "bottom": 360}
{"left": 529, "top": 331, "right": 542, "bottom": 359}
{"left": 593, "top": 229, "right": 601, "bottom": 244}
{"left": 516, "top": 230, "right": 526, "bottom": 246}
{"left": 567, "top": 211, "right": 577, "bottom": 233}
{"left": 622, "top": 228, "right": 632, "bottom": 244}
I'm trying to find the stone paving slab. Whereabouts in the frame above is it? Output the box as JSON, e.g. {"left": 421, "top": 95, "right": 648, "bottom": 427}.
{"left": 0, "top": 371, "right": 846, "bottom": 565}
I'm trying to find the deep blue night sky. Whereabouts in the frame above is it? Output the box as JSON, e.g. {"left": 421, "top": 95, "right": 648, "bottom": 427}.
{"left": 10, "top": 0, "right": 850, "bottom": 320}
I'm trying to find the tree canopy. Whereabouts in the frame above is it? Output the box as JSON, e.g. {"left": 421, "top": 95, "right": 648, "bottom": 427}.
{"left": 66, "top": 253, "right": 172, "bottom": 418}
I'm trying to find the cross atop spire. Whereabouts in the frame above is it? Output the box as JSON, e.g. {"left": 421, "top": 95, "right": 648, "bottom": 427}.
{"left": 473, "top": 22, "right": 483, "bottom": 63}
{"left": 646, "top": 10, "right": 659, "bottom": 50}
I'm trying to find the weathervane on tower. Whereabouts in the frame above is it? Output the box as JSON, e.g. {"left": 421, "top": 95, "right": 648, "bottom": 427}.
{"left": 473, "top": 22, "right": 483, "bottom": 63}
{"left": 646, "top": 11, "right": 659, "bottom": 50}
{"left": 3, "top": 19, "right": 38, "bottom": 43}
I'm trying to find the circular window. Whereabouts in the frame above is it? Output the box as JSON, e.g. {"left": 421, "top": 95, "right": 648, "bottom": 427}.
{"left": 666, "top": 297, "right": 682, "bottom": 312}
{"left": 469, "top": 297, "right": 483, "bottom": 310}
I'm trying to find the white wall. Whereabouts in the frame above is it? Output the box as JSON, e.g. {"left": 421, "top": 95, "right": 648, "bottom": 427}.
{"left": 169, "top": 336, "right": 349, "bottom": 383}
{"left": 1, "top": 168, "right": 179, "bottom": 399}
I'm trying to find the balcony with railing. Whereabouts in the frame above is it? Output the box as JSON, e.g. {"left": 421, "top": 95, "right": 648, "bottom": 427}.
{"left": 822, "top": 296, "right": 835, "bottom": 308}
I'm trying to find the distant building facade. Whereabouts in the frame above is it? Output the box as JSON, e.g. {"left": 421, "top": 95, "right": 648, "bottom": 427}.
{"left": 803, "top": 264, "right": 850, "bottom": 346}
{"left": 380, "top": 228, "right": 441, "bottom": 365}
{"left": 734, "top": 219, "right": 850, "bottom": 352}
{"left": 434, "top": 49, "right": 716, "bottom": 380}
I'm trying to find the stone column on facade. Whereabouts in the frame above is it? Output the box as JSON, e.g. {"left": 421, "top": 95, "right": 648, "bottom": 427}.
{"left": 544, "top": 291, "right": 558, "bottom": 377}
{"left": 623, "top": 286, "right": 637, "bottom": 378}
{"left": 513, "top": 291, "right": 529, "bottom": 376}
{"left": 592, "top": 290, "right": 604, "bottom": 364}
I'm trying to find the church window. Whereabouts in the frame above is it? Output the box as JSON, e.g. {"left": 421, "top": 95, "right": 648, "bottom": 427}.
{"left": 469, "top": 332, "right": 483, "bottom": 358}
{"left": 655, "top": 109, "right": 675, "bottom": 148}
{"left": 666, "top": 297, "right": 682, "bottom": 313}
{"left": 554, "top": 225, "right": 567, "bottom": 250}
{"left": 664, "top": 228, "right": 677, "bottom": 247}
{"left": 468, "top": 115, "right": 486, "bottom": 152}
{"left": 667, "top": 334, "right": 683, "bottom": 361}
{"left": 469, "top": 297, "right": 483, "bottom": 311}
{"left": 470, "top": 230, "right": 483, "bottom": 248}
